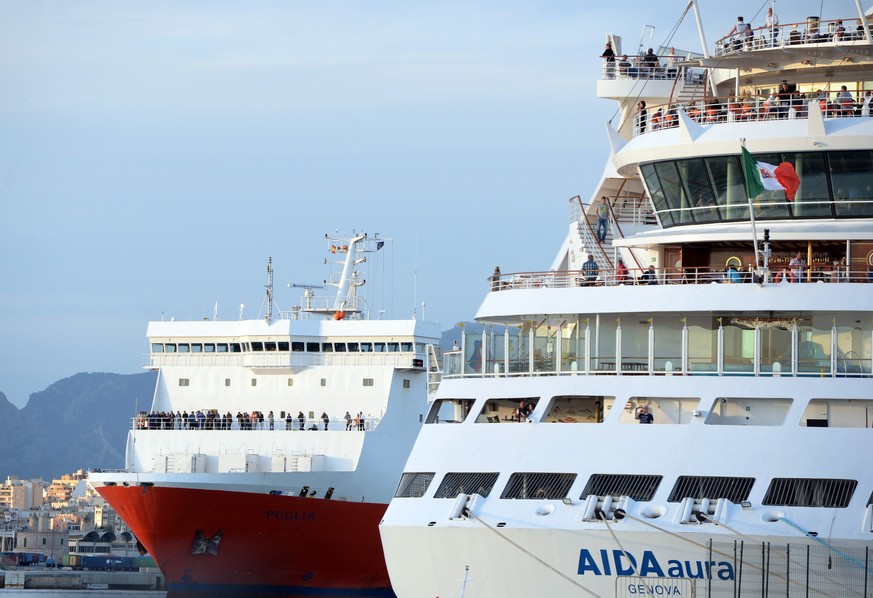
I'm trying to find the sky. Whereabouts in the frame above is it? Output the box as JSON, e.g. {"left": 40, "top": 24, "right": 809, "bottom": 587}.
{"left": 0, "top": 0, "right": 844, "bottom": 408}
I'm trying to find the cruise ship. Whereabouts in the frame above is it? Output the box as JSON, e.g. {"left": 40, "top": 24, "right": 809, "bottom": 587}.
{"left": 89, "top": 232, "right": 441, "bottom": 597}
{"left": 379, "top": 3, "right": 873, "bottom": 596}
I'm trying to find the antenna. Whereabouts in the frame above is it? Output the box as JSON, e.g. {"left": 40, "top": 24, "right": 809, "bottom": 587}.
{"left": 265, "top": 257, "right": 273, "bottom": 322}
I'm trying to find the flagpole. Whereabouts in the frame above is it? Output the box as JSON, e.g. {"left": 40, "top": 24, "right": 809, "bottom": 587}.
{"left": 741, "top": 139, "right": 762, "bottom": 276}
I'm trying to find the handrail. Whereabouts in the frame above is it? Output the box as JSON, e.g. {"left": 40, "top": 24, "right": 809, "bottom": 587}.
{"left": 713, "top": 16, "right": 872, "bottom": 57}
{"left": 633, "top": 93, "right": 872, "bottom": 137}
{"left": 488, "top": 265, "right": 871, "bottom": 290}
{"left": 131, "top": 414, "right": 380, "bottom": 432}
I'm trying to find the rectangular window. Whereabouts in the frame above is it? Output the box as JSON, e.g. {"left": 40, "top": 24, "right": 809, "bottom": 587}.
{"left": 580, "top": 474, "right": 663, "bottom": 502}
{"left": 387, "top": 342, "right": 399, "bottom": 352}
{"left": 178, "top": 379, "right": 190, "bottom": 387}
{"left": 435, "top": 473, "right": 500, "bottom": 498}
{"left": 426, "top": 398, "right": 476, "bottom": 424}
{"left": 204, "top": 344, "right": 215, "bottom": 353}
{"left": 402, "top": 342, "right": 413, "bottom": 352}
{"left": 500, "top": 472, "right": 577, "bottom": 500}
{"left": 306, "top": 342, "right": 320, "bottom": 352}
{"left": 251, "top": 379, "right": 257, "bottom": 387}
{"left": 394, "top": 472, "right": 435, "bottom": 498}
{"left": 320, "top": 378, "right": 326, "bottom": 387}
{"left": 403, "top": 379, "right": 410, "bottom": 389}
{"left": 374, "top": 342, "right": 386, "bottom": 352}
{"left": 363, "top": 378, "right": 374, "bottom": 386}
{"left": 292, "top": 342, "right": 305, "bottom": 352}
{"left": 287, "top": 378, "right": 294, "bottom": 386}
{"left": 278, "top": 341, "right": 289, "bottom": 351}
{"left": 668, "top": 476, "right": 755, "bottom": 503}
{"left": 191, "top": 343, "right": 203, "bottom": 353}
{"left": 347, "top": 342, "right": 359, "bottom": 351}
{"left": 151, "top": 343, "right": 164, "bottom": 353}
{"left": 177, "top": 343, "right": 190, "bottom": 353}
{"left": 225, "top": 379, "right": 231, "bottom": 387}
{"left": 264, "top": 341, "right": 277, "bottom": 351}
{"left": 360, "top": 342, "right": 372, "bottom": 352}
{"left": 763, "top": 478, "right": 857, "bottom": 508}
{"left": 322, "top": 343, "right": 334, "bottom": 353}
{"left": 251, "top": 342, "right": 264, "bottom": 351}
{"left": 165, "top": 344, "right": 176, "bottom": 353}
{"left": 334, "top": 343, "right": 346, "bottom": 352}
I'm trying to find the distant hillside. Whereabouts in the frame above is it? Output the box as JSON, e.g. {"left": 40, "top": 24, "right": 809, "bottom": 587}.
{"left": 0, "top": 372, "right": 157, "bottom": 481}
{"left": 0, "top": 324, "right": 479, "bottom": 482}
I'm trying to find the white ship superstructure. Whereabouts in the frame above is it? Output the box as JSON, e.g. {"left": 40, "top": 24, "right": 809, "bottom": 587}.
{"left": 89, "top": 232, "right": 441, "bottom": 597}
{"left": 380, "top": 3, "right": 873, "bottom": 597}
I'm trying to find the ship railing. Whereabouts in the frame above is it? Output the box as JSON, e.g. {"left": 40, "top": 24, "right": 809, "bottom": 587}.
{"left": 713, "top": 17, "right": 871, "bottom": 58}
{"left": 130, "top": 414, "right": 382, "bottom": 432}
{"left": 600, "top": 53, "right": 705, "bottom": 84}
{"left": 488, "top": 265, "right": 871, "bottom": 290}
{"left": 145, "top": 352, "right": 428, "bottom": 370}
{"left": 632, "top": 93, "right": 872, "bottom": 137}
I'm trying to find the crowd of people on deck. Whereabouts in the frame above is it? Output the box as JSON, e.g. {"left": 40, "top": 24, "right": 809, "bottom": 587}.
{"left": 135, "top": 409, "right": 369, "bottom": 431}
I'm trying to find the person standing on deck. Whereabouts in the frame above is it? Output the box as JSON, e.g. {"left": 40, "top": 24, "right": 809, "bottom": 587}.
{"left": 596, "top": 198, "right": 610, "bottom": 242}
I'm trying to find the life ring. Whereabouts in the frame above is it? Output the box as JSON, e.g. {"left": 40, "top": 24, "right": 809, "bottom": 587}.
{"left": 333, "top": 311, "right": 345, "bottom": 320}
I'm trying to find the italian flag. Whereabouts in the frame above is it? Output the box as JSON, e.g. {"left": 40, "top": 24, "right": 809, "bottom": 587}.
{"left": 741, "top": 147, "right": 801, "bottom": 201}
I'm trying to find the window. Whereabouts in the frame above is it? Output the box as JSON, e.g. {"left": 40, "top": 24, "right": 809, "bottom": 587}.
{"left": 292, "top": 342, "right": 305, "bottom": 352}
{"left": 178, "top": 379, "right": 190, "bottom": 387}
{"left": 426, "top": 398, "right": 476, "bottom": 424}
{"left": 251, "top": 379, "right": 257, "bottom": 387}
{"left": 374, "top": 343, "right": 386, "bottom": 352}
{"left": 251, "top": 342, "right": 264, "bottom": 351}
{"left": 476, "top": 397, "right": 539, "bottom": 423}
{"left": 668, "top": 476, "right": 755, "bottom": 503}
{"left": 264, "top": 341, "right": 277, "bottom": 351}
{"left": 500, "top": 473, "right": 577, "bottom": 499}
{"left": 347, "top": 342, "right": 359, "bottom": 351}
{"left": 360, "top": 342, "right": 372, "bottom": 352}
{"left": 580, "top": 474, "right": 663, "bottom": 501}
{"left": 403, "top": 379, "right": 410, "bottom": 389}
{"left": 204, "top": 344, "right": 215, "bottom": 353}
{"left": 435, "top": 473, "right": 500, "bottom": 498}
{"left": 322, "top": 343, "right": 333, "bottom": 353}
{"left": 225, "top": 379, "right": 231, "bottom": 387}
{"left": 217, "top": 343, "right": 228, "bottom": 353}
{"left": 388, "top": 342, "right": 399, "bottom": 352}
{"left": 763, "top": 478, "right": 857, "bottom": 507}
{"left": 165, "top": 344, "right": 176, "bottom": 353}
{"left": 541, "top": 396, "right": 607, "bottom": 423}
{"left": 287, "top": 378, "right": 294, "bottom": 386}
{"left": 705, "top": 397, "right": 792, "bottom": 426}
{"left": 229, "top": 343, "right": 240, "bottom": 352}
{"left": 320, "top": 378, "right": 326, "bottom": 387}
{"left": 278, "top": 341, "right": 289, "bottom": 351}
{"left": 191, "top": 343, "right": 203, "bottom": 353}
{"left": 177, "top": 343, "right": 190, "bottom": 353}
{"left": 306, "top": 342, "right": 320, "bottom": 352}
{"left": 151, "top": 343, "right": 164, "bottom": 353}
{"left": 395, "top": 473, "right": 435, "bottom": 498}
{"left": 334, "top": 343, "right": 346, "bottom": 352}
{"left": 363, "top": 378, "right": 374, "bottom": 387}
{"left": 402, "top": 342, "right": 413, "bottom": 352}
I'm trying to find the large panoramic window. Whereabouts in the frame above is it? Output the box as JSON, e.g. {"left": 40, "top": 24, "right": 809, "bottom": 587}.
{"left": 641, "top": 150, "right": 873, "bottom": 227}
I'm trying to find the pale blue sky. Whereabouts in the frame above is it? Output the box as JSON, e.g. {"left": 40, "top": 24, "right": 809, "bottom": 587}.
{"left": 0, "top": 1, "right": 844, "bottom": 407}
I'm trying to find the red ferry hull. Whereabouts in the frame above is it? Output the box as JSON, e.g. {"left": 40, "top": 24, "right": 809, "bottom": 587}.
{"left": 97, "top": 485, "right": 395, "bottom": 597}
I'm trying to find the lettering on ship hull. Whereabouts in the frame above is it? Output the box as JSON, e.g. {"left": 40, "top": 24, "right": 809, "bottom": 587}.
{"left": 265, "top": 510, "right": 317, "bottom": 522}
{"left": 577, "top": 549, "right": 734, "bottom": 580}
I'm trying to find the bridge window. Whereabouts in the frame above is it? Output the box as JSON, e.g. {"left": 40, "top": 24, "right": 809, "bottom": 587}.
{"left": 292, "top": 342, "right": 304, "bottom": 352}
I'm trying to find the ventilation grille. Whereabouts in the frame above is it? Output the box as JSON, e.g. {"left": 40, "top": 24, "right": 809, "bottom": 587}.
{"left": 394, "top": 472, "right": 435, "bottom": 498}
{"left": 668, "top": 476, "right": 755, "bottom": 503}
{"left": 434, "top": 473, "right": 500, "bottom": 498}
{"left": 763, "top": 478, "right": 857, "bottom": 508}
{"left": 580, "top": 474, "right": 663, "bottom": 502}
{"left": 500, "top": 472, "right": 577, "bottom": 499}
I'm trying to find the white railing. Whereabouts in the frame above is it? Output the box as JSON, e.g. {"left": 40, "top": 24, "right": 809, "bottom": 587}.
{"left": 131, "top": 414, "right": 381, "bottom": 432}
{"left": 146, "top": 351, "right": 427, "bottom": 370}
{"left": 713, "top": 17, "right": 872, "bottom": 57}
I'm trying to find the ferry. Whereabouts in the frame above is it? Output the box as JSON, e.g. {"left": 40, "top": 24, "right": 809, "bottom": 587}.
{"left": 379, "top": 3, "right": 873, "bottom": 596}
{"left": 89, "top": 232, "right": 441, "bottom": 597}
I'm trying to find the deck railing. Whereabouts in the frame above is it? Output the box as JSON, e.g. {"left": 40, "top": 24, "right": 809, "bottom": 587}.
{"left": 488, "top": 265, "right": 871, "bottom": 290}
{"left": 713, "top": 17, "right": 872, "bottom": 58}
{"left": 130, "top": 414, "right": 380, "bottom": 432}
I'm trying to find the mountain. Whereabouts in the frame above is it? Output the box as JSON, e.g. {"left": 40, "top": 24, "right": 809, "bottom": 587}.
{"left": 0, "top": 372, "right": 157, "bottom": 481}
